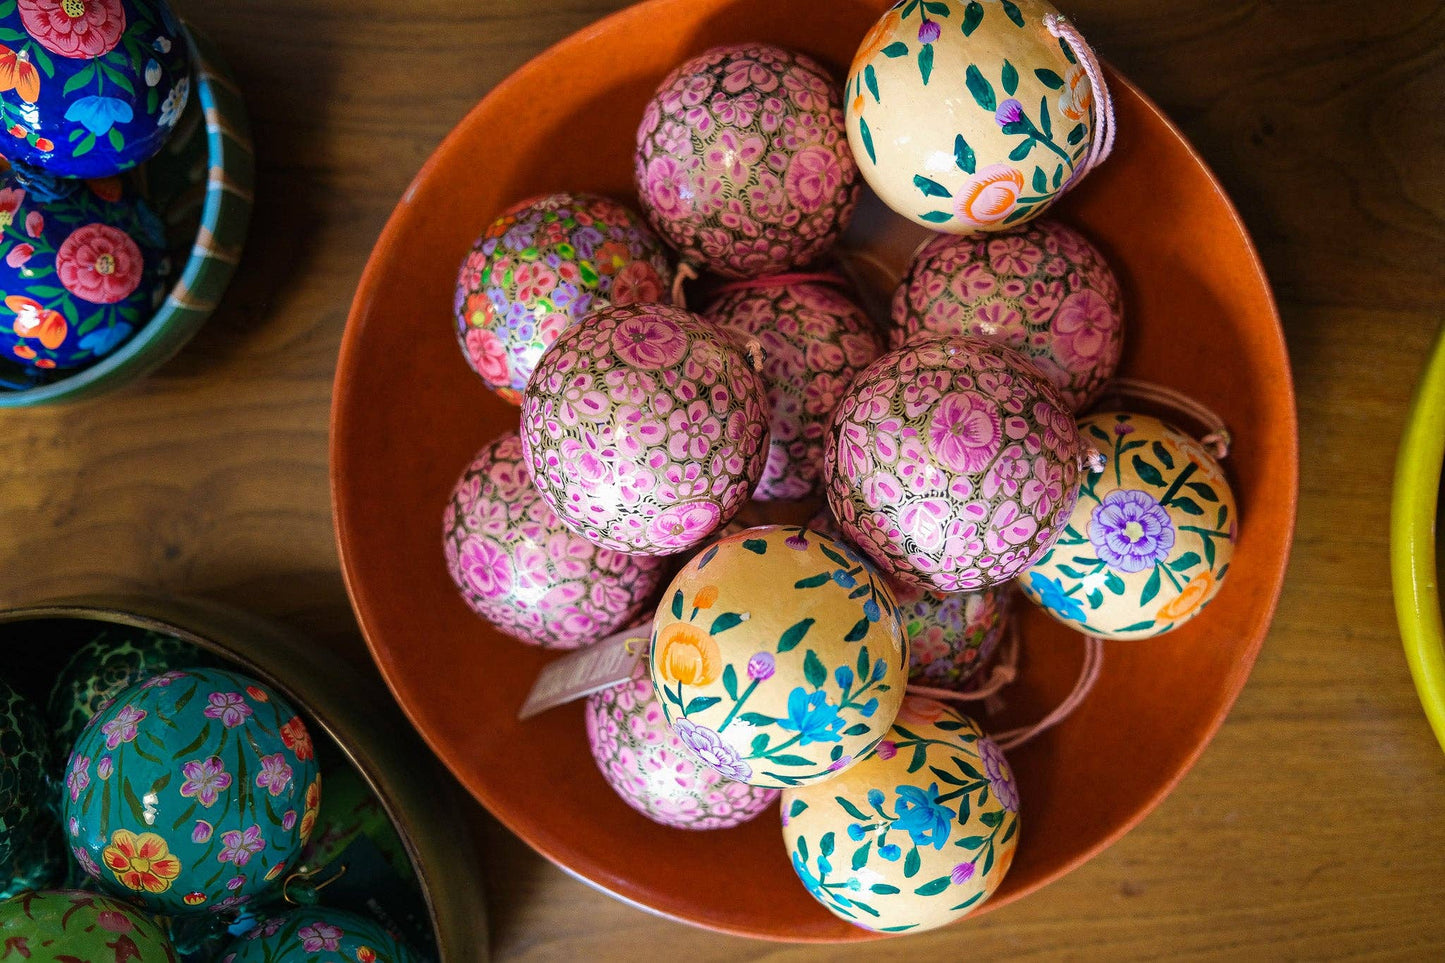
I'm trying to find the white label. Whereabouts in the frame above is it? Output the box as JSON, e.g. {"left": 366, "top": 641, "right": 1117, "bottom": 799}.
{"left": 516, "top": 625, "right": 651, "bottom": 720}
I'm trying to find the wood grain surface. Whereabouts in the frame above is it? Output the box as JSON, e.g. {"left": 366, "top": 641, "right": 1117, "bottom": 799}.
{"left": 1, "top": 0, "right": 1442, "bottom": 958}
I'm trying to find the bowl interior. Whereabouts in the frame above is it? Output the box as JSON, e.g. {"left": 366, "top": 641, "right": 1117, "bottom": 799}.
{"left": 332, "top": 0, "right": 1297, "bottom": 941}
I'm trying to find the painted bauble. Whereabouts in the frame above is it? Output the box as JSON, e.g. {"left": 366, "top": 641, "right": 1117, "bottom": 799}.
{"left": 1, "top": 813, "right": 67, "bottom": 898}
{"left": 586, "top": 665, "right": 779, "bottom": 829}
{"left": 702, "top": 281, "right": 881, "bottom": 500}
{"left": 635, "top": 43, "right": 860, "bottom": 277}
{"left": 1020, "top": 411, "right": 1237, "bottom": 639}
{"left": 520, "top": 303, "right": 769, "bottom": 556}
{"left": 63, "top": 668, "right": 320, "bottom": 918}
{"left": 453, "top": 192, "right": 673, "bottom": 403}
{"left": 0, "top": 889, "right": 177, "bottom": 960}
{"left": 0, "top": 172, "right": 168, "bottom": 370}
{"left": 649, "top": 525, "right": 906, "bottom": 789}
{"left": 780, "top": 697, "right": 1019, "bottom": 933}
{"left": 847, "top": 0, "right": 1099, "bottom": 232}
{"left": 220, "top": 907, "right": 416, "bottom": 963}
{"left": 0, "top": 678, "right": 46, "bottom": 868}
{"left": 444, "top": 430, "right": 667, "bottom": 648}
{"left": 823, "top": 334, "right": 1083, "bottom": 591}
{"left": 891, "top": 219, "right": 1123, "bottom": 409}
{"left": 0, "top": 0, "right": 192, "bottom": 178}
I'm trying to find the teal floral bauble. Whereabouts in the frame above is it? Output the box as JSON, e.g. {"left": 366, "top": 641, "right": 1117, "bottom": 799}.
{"left": 220, "top": 907, "right": 418, "bottom": 963}
{"left": 0, "top": 677, "right": 46, "bottom": 868}
{"left": 0, "top": 889, "right": 177, "bottom": 960}
{"left": 62, "top": 668, "right": 321, "bottom": 919}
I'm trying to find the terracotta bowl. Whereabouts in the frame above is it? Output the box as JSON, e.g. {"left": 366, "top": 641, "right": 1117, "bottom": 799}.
{"left": 332, "top": 0, "right": 1298, "bottom": 941}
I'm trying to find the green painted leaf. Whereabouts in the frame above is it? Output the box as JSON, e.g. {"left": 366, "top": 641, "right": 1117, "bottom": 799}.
{"left": 797, "top": 836, "right": 809, "bottom": 862}
{"left": 740, "top": 711, "right": 776, "bottom": 726}
{"left": 1032, "top": 167, "right": 1047, "bottom": 193}
{"left": 742, "top": 538, "right": 768, "bottom": 555}
{"left": 915, "top": 876, "right": 952, "bottom": 896}
{"left": 882, "top": 41, "right": 909, "bottom": 58}
{"left": 710, "top": 611, "right": 744, "bottom": 635}
{"left": 73, "top": 132, "right": 95, "bottom": 158}
{"left": 904, "top": 847, "right": 922, "bottom": 878}
{"left": 965, "top": 65, "right": 995, "bottom": 111}
{"left": 170, "top": 723, "right": 212, "bottom": 760}
{"left": 769, "top": 753, "right": 814, "bottom": 766}
{"left": 852, "top": 840, "right": 872, "bottom": 870}
{"left": 1008, "top": 138, "right": 1035, "bottom": 161}
{"left": 1088, "top": 424, "right": 1111, "bottom": 443}
{"left": 1000, "top": 0, "right": 1025, "bottom": 27}
{"left": 1132, "top": 455, "right": 1166, "bottom": 487}
{"left": 107, "top": 128, "right": 124, "bottom": 151}
{"left": 957, "top": 835, "right": 986, "bottom": 849}
{"left": 1204, "top": 535, "right": 1217, "bottom": 569}
{"left": 842, "top": 723, "right": 870, "bottom": 736}
{"left": 1140, "top": 566, "right": 1163, "bottom": 606}
{"left": 671, "top": 589, "right": 683, "bottom": 619}
{"left": 856, "top": 644, "right": 870, "bottom": 681}
{"left": 1169, "top": 551, "right": 1203, "bottom": 571}
{"left": 1001, "top": 59, "right": 1019, "bottom": 95}
{"left": 722, "top": 664, "right": 738, "bottom": 701}
{"left": 1186, "top": 481, "right": 1220, "bottom": 502}
{"left": 751, "top": 732, "right": 770, "bottom": 753}
{"left": 880, "top": 924, "right": 920, "bottom": 932}
{"left": 909, "top": 742, "right": 927, "bottom": 774}
{"left": 917, "top": 43, "right": 934, "bottom": 85}
{"left": 954, "top": 133, "right": 976, "bottom": 174}
{"left": 1217, "top": 505, "right": 1229, "bottom": 528}
{"left": 918, "top": 210, "right": 953, "bottom": 223}
{"left": 820, "top": 831, "right": 836, "bottom": 856}
{"left": 1038, "top": 94, "right": 1052, "bottom": 139}
{"left": 62, "top": 61, "right": 95, "bottom": 96}
{"left": 1115, "top": 619, "right": 1157, "bottom": 633}
{"left": 835, "top": 795, "right": 869, "bottom": 820}
{"left": 913, "top": 174, "right": 952, "bottom": 198}
{"left": 1067, "top": 122, "right": 1087, "bottom": 145}
{"left": 1105, "top": 571, "right": 1126, "bottom": 595}
{"left": 1172, "top": 496, "right": 1205, "bottom": 516}
{"left": 949, "top": 890, "right": 986, "bottom": 912}
{"left": 844, "top": 617, "right": 870, "bottom": 642}
{"left": 790, "top": 799, "right": 808, "bottom": 818}
{"left": 794, "top": 572, "right": 832, "bottom": 589}
{"left": 1059, "top": 35, "right": 1078, "bottom": 63}
{"left": 962, "top": 1, "right": 983, "bottom": 35}
{"left": 122, "top": 779, "right": 146, "bottom": 824}
{"left": 930, "top": 765, "right": 966, "bottom": 786}
{"left": 870, "top": 881, "right": 902, "bottom": 895}
{"left": 1056, "top": 564, "right": 1082, "bottom": 579}
{"left": 31, "top": 45, "right": 53, "bottom": 78}
{"left": 1036, "top": 67, "right": 1065, "bottom": 89}
{"left": 1000, "top": 817, "right": 1019, "bottom": 845}
{"left": 865, "top": 64, "right": 879, "bottom": 102}
{"left": 1087, "top": 588, "right": 1104, "bottom": 608}
{"left": 803, "top": 649, "right": 826, "bottom": 689}
{"left": 850, "top": 899, "right": 881, "bottom": 918}
{"left": 858, "top": 116, "right": 876, "bottom": 163}
{"left": 778, "top": 617, "right": 814, "bottom": 652}
{"left": 1054, "top": 163, "right": 1064, "bottom": 189}
{"left": 924, "top": 0, "right": 950, "bottom": 13}
{"left": 1152, "top": 441, "right": 1176, "bottom": 470}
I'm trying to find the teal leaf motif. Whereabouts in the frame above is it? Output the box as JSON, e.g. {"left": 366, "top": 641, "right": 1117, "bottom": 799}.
{"left": 923, "top": 0, "right": 950, "bottom": 13}
{"left": 769, "top": 754, "right": 814, "bottom": 766}
{"left": 843, "top": 617, "right": 870, "bottom": 642}
{"left": 1169, "top": 551, "right": 1203, "bottom": 571}
{"left": 856, "top": 645, "right": 870, "bottom": 680}
{"left": 1036, "top": 67, "right": 1065, "bottom": 89}
{"left": 1115, "top": 619, "right": 1157, "bottom": 633}
{"left": 710, "top": 612, "right": 745, "bottom": 635}
{"left": 790, "top": 799, "right": 809, "bottom": 818}
{"left": 1186, "top": 481, "right": 1220, "bottom": 502}
{"left": 1153, "top": 441, "right": 1176, "bottom": 470}
{"left": 739, "top": 711, "right": 776, "bottom": 726}
{"left": 671, "top": 589, "right": 683, "bottom": 619}
{"left": 1140, "top": 567, "right": 1163, "bottom": 606}
{"left": 965, "top": 65, "right": 996, "bottom": 111}
{"left": 865, "top": 64, "right": 879, "bottom": 102}
{"left": 722, "top": 664, "right": 738, "bottom": 700}
{"left": 871, "top": 882, "right": 901, "bottom": 894}
{"left": 1132, "top": 455, "right": 1166, "bottom": 487}
{"left": 835, "top": 795, "right": 869, "bottom": 820}
{"left": 904, "top": 847, "right": 922, "bottom": 878}
{"left": 858, "top": 116, "right": 876, "bottom": 163}
{"left": 962, "top": 1, "right": 983, "bottom": 36}
{"left": 913, "top": 174, "right": 952, "bottom": 198}
{"left": 1038, "top": 94, "right": 1052, "bottom": 138}
{"left": 1087, "top": 588, "right": 1104, "bottom": 608}
{"left": 778, "top": 617, "right": 814, "bottom": 652}
{"left": 918, "top": 44, "right": 934, "bottom": 85}
{"left": 881, "top": 41, "right": 909, "bottom": 58}
{"left": 742, "top": 538, "right": 768, "bottom": 555}
{"left": 919, "top": 210, "right": 953, "bottom": 224}
{"left": 751, "top": 732, "right": 770, "bottom": 753}
{"left": 820, "top": 832, "right": 835, "bottom": 856}
{"left": 1053, "top": 163, "right": 1064, "bottom": 189}
{"left": 1105, "top": 571, "right": 1126, "bottom": 595}
{"left": 1000, "top": 0, "right": 1025, "bottom": 27}
{"left": 1002, "top": 204, "right": 1035, "bottom": 225}
{"left": 1171, "top": 496, "right": 1205, "bottom": 516}
{"left": 915, "top": 876, "right": 952, "bottom": 896}
{"left": 1059, "top": 35, "right": 1078, "bottom": 63}
{"left": 794, "top": 572, "right": 832, "bottom": 589}
{"left": 1001, "top": 59, "right": 1018, "bottom": 95}
{"left": 851, "top": 840, "right": 872, "bottom": 870}
{"left": 1067, "top": 122, "right": 1087, "bottom": 145}
{"left": 803, "top": 649, "right": 826, "bottom": 689}
{"left": 954, "top": 133, "right": 976, "bottom": 174}
{"left": 1008, "top": 138, "right": 1034, "bottom": 161}
{"left": 842, "top": 723, "right": 870, "bottom": 736}
{"left": 1032, "top": 167, "right": 1047, "bottom": 193}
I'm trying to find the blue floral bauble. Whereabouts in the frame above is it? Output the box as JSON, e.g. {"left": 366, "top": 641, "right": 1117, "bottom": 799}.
{"left": 0, "top": 170, "right": 167, "bottom": 370}
{"left": 0, "top": 0, "right": 191, "bottom": 178}
{"left": 62, "top": 667, "right": 322, "bottom": 919}
{"left": 221, "top": 907, "right": 418, "bottom": 963}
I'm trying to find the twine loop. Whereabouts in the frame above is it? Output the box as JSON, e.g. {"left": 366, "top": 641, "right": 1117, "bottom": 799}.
{"left": 1043, "top": 14, "right": 1115, "bottom": 192}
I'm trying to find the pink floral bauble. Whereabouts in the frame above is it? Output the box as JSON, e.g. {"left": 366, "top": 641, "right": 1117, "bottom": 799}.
{"left": 635, "top": 43, "right": 860, "bottom": 278}
{"left": 823, "top": 334, "right": 1084, "bottom": 591}
{"left": 453, "top": 192, "right": 673, "bottom": 402}
{"left": 55, "top": 223, "right": 143, "bottom": 305}
{"left": 519, "top": 303, "right": 769, "bottom": 555}
{"left": 890, "top": 220, "right": 1123, "bottom": 409}
{"left": 703, "top": 281, "right": 880, "bottom": 500}
{"left": 444, "top": 431, "right": 667, "bottom": 648}
{"left": 585, "top": 667, "right": 778, "bottom": 830}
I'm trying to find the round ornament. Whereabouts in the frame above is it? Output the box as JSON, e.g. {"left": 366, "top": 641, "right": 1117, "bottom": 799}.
{"left": 453, "top": 192, "right": 673, "bottom": 403}
{"left": 0, "top": 889, "right": 177, "bottom": 960}
{"left": 0, "top": 0, "right": 192, "bottom": 178}
{"left": 444, "top": 430, "right": 667, "bottom": 648}
{"left": 586, "top": 665, "right": 779, "bottom": 830}
{"left": 823, "top": 334, "right": 1083, "bottom": 591}
{"left": 702, "top": 280, "right": 881, "bottom": 500}
{"left": 846, "top": 0, "right": 1098, "bottom": 232}
{"left": 0, "top": 678, "right": 46, "bottom": 868}
{"left": 220, "top": 907, "right": 416, "bottom": 963}
{"left": 0, "top": 172, "right": 168, "bottom": 370}
{"left": 780, "top": 697, "right": 1019, "bottom": 933}
{"left": 891, "top": 219, "right": 1123, "bottom": 409}
{"left": 649, "top": 525, "right": 907, "bottom": 789}
{"left": 1, "top": 813, "right": 67, "bottom": 898}
{"left": 520, "top": 303, "right": 769, "bottom": 556}
{"left": 63, "top": 668, "right": 321, "bottom": 918}
{"left": 635, "top": 43, "right": 860, "bottom": 277}
{"left": 1020, "top": 411, "right": 1237, "bottom": 639}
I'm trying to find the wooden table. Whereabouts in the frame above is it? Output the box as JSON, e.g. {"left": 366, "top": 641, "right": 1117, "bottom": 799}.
{"left": 2, "top": 0, "right": 1442, "bottom": 957}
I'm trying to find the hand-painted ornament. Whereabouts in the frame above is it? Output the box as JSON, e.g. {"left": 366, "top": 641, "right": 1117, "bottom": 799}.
{"left": 649, "top": 525, "right": 906, "bottom": 789}
{"left": 1020, "top": 411, "right": 1236, "bottom": 639}
{"left": 0, "top": 678, "right": 46, "bottom": 868}
{"left": 0, "top": 813, "right": 67, "bottom": 898}
{"left": 0, "top": 172, "right": 168, "bottom": 370}
{"left": 586, "top": 665, "right": 779, "bottom": 829}
{"left": 220, "top": 907, "right": 417, "bottom": 963}
{"left": 0, "top": 0, "right": 192, "bottom": 178}
{"left": 635, "top": 43, "right": 860, "bottom": 277}
{"left": 63, "top": 668, "right": 321, "bottom": 918}
{"left": 823, "top": 334, "right": 1083, "bottom": 591}
{"left": 780, "top": 697, "right": 1018, "bottom": 933}
{"left": 520, "top": 303, "right": 769, "bottom": 555}
{"left": 453, "top": 192, "right": 673, "bottom": 403}
{"left": 702, "top": 280, "right": 881, "bottom": 500}
{"left": 0, "top": 889, "right": 178, "bottom": 960}
{"left": 444, "top": 430, "right": 666, "bottom": 648}
{"left": 847, "top": 0, "right": 1101, "bottom": 232}
{"left": 891, "top": 219, "right": 1123, "bottom": 409}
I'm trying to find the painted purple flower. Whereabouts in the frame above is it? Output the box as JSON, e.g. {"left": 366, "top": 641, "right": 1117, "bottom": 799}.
{"left": 927, "top": 392, "right": 1002, "bottom": 474}
{"left": 72, "top": 845, "right": 101, "bottom": 878}
{"left": 952, "top": 862, "right": 976, "bottom": 885}
{"left": 673, "top": 718, "right": 752, "bottom": 781}
{"left": 609, "top": 314, "right": 687, "bottom": 370}
{"left": 66, "top": 755, "right": 90, "bottom": 801}
{"left": 1113, "top": 420, "right": 1135, "bottom": 436}
{"left": 875, "top": 741, "right": 897, "bottom": 761}
{"left": 100, "top": 705, "right": 146, "bottom": 749}
{"left": 747, "top": 651, "right": 776, "bottom": 682}
{"left": 68, "top": 816, "right": 78, "bottom": 836}
{"left": 995, "top": 98, "right": 1024, "bottom": 126}
{"left": 918, "top": 18, "right": 941, "bottom": 43}
{"left": 192, "top": 820, "right": 213, "bottom": 843}
{"left": 226, "top": 874, "right": 246, "bottom": 891}
{"left": 978, "top": 737, "right": 1019, "bottom": 812}
{"left": 203, "top": 692, "right": 253, "bottom": 729}
{"left": 784, "top": 530, "right": 809, "bottom": 551}
{"left": 217, "top": 825, "right": 265, "bottom": 866}
{"left": 298, "top": 922, "right": 344, "bottom": 952}
{"left": 255, "top": 753, "right": 294, "bottom": 797}
{"left": 457, "top": 534, "right": 514, "bottom": 598}
{"left": 180, "top": 756, "right": 232, "bottom": 807}
{"left": 1089, "top": 489, "right": 1175, "bottom": 573}
{"left": 140, "top": 670, "right": 187, "bottom": 688}
{"left": 97, "top": 756, "right": 112, "bottom": 780}
{"left": 282, "top": 810, "right": 297, "bottom": 831}
{"left": 648, "top": 500, "right": 721, "bottom": 548}
{"left": 210, "top": 894, "right": 249, "bottom": 914}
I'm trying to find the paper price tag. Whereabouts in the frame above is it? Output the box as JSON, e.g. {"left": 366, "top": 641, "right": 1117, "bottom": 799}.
{"left": 517, "top": 626, "right": 651, "bottom": 720}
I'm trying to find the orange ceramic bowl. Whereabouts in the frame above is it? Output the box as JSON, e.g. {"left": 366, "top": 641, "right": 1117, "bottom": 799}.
{"left": 332, "top": 0, "right": 1298, "bottom": 941}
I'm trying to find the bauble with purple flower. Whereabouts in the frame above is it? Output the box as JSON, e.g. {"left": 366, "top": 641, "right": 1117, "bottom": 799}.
{"left": 220, "top": 906, "right": 416, "bottom": 963}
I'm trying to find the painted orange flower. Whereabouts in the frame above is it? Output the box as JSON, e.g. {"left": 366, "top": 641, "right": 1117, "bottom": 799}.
{"left": 11, "top": 344, "right": 33, "bottom": 359}
{"left": 851, "top": 7, "right": 902, "bottom": 75}
{"left": 7, "top": 294, "right": 67, "bottom": 349}
{"left": 265, "top": 861, "right": 287, "bottom": 881}
{"left": 356, "top": 948, "right": 377, "bottom": 963}
{"left": 299, "top": 774, "right": 322, "bottom": 842}
{"left": 692, "top": 585, "right": 718, "bottom": 610}
{"left": 1059, "top": 65, "right": 1093, "bottom": 123}
{"left": 593, "top": 241, "right": 631, "bottom": 276}
{"left": 0, "top": 46, "right": 38, "bottom": 104}
{"left": 896, "top": 695, "right": 949, "bottom": 725}
{"left": 656, "top": 623, "right": 721, "bottom": 686}
{"left": 954, "top": 165, "right": 1025, "bottom": 229}
{"left": 183, "top": 891, "right": 206, "bottom": 906}
{"left": 102, "top": 830, "right": 182, "bottom": 894}
{"left": 1156, "top": 571, "right": 1215, "bottom": 622}
{"left": 280, "top": 714, "right": 313, "bottom": 761}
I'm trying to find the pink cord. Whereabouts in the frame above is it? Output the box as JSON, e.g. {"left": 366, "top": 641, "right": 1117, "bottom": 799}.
{"left": 992, "top": 636, "right": 1105, "bottom": 751}
{"left": 1043, "top": 14, "right": 1115, "bottom": 191}
{"left": 710, "top": 272, "right": 852, "bottom": 296}
{"left": 671, "top": 260, "right": 699, "bottom": 309}
{"left": 1097, "top": 377, "right": 1233, "bottom": 460}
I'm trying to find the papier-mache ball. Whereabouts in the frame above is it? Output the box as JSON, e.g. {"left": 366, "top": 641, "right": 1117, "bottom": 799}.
{"left": 1021, "top": 411, "right": 1237, "bottom": 639}
{"left": 649, "top": 525, "right": 907, "bottom": 789}
{"left": 520, "top": 303, "right": 769, "bottom": 555}
{"left": 220, "top": 907, "right": 416, "bottom": 963}
{"left": 0, "top": 889, "right": 177, "bottom": 960}
{"left": 635, "top": 43, "right": 860, "bottom": 277}
{"left": 444, "top": 430, "right": 667, "bottom": 648}
{"left": 891, "top": 219, "right": 1123, "bottom": 409}
{"left": 453, "top": 192, "right": 673, "bottom": 403}
{"left": 0, "top": 172, "right": 168, "bottom": 370}
{"left": 847, "top": 0, "right": 1100, "bottom": 232}
{"left": 780, "top": 697, "right": 1019, "bottom": 933}
{"left": 63, "top": 668, "right": 320, "bottom": 918}
{"left": 1, "top": 813, "right": 68, "bottom": 898}
{"left": 586, "top": 664, "right": 779, "bottom": 830}
{"left": 0, "top": 0, "right": 192, "bottom": 178}
{"left": 823, "top": 334, "right": 1083, "bottom": 592}
{"left": 703, "top": 280, "right": 880, "bottom": 500}
{"left": 0, "top": 679, "right": 47, "bottom": 867}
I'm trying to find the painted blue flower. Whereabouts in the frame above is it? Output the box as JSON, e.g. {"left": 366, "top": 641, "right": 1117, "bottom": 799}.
{"left": 859, "top": 698, "right": 879, "bottom": 718}
{"left": 877, "top": 842, "right": 902, "bottom": 861}
{"left": 1028, "top": 571, "right": 1086, "bottom": 623}
{"left": 78, "top": 322, "right": 134, "bottom": 358}
{"left": 778, "top": 687, "right": 846, "bottom": 746}
{"left": 1089, "top": 489, "right": 1176, "bottom": 573}
{"left": 893, "top": 783, "right": 953, "bottom": 850}
{"left": 831, "top": 569, "right": 856, "bottom": 588}
{"left": 144, "top": 59, "right": 161, "bottom": 87}
{"left": 846, "top": 822, "right": 866, "bottom": 841}
{"left": 834, "top": 666, "right": 854, "bottom": 690}
{"left": 863, "top": 597, "right": 881, "bottom": 622}
{"left": 64, "top": 96, "right": 134, "bottom": 136}
{"left": 866, "top": 788, "right": 885, "bottom": 810}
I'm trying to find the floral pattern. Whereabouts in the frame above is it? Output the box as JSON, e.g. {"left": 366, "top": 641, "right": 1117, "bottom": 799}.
{"left": 0, "top": 681, "right": 46, "bottom": 870}
{"left": 179, "top": 755, "right": 231, "bottom": 807}
{"left": 217, "top": 907, "right": 416, "bottom": 963}
{"left": 890, "top": 219, "right": 1123, "bottom": 408}
{"left": 823, "top": 335, "right": 1083, "bottom": 592}
{"left": 0, "top": 889, "right": 178, "bottom": 960}
{"left": 520, "top": 304, "right": 770, "bottom": 555}
{"left": 635, "top": 43, "right": 859, "bottom": 277}
{"left": 453, "top": 192, "right": 672, "bottom": 399}
{"left": 101, "top": 828, "right": 180, "bottom": 893}
{"left": 1020, "top": 412, "right": 1237, "bottom": 639}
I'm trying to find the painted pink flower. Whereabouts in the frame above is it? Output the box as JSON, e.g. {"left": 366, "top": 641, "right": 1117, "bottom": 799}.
{"left": 610, "top": 260, "right": 663, "bottom": 305}
{"left": 927, "top": 392, "right": 1002, "bottom": 473}
{"left": 610, "top": 314, "right": 686, "bottom": 369}
{"left": 96, "top": 756, "right": 112, "bottom": 780}
{"left": 281, "top": 810, "right": 297, "bottom": 831}
{"left": 140, "top": 670, "right": 185, "bottom": 688}
{"left": 974, "top": 301, "right": 1022, "bottom": 336}
{"left": 783, "top": 145, "right": 844, "bottom": 213}
{"left": 217, "top": 825, "right": 265, "bottom": 866}
{"left": 203, "top": 692, "right": 253, "bottom": 729}
{"left": 180, "top": 756, "right": 232, "bottom": 807}
{"left": 648, "top": 501, "right": 720, "bottom": 548}
{"left": 1053, "top": 288, "right": 1116, "bottom": 364}
{"left": 18, "top": 0, "right": 125, "bottom": 58}
{"left": 55, "top": 223, "right": 143, "bottom": 304}
{"left": 5, "top": 243, "right": 33, "bottom": 268}
{"left": 100, "top": 704, "right": 145, "bottom": 749}
{"left": 457, "top": 534, "right": 513, "bottom": 598}
{"left": 988, "top": 235, "right": 1042, "bottom": 276}
{"left": 643, "top": 155, "right": 691, "bottom": 219}
{"left": 255, "top": 753, "right": 294, "bottom": 796}
{"left": 667, "top": 400, "right": 722, "bottom": 460}
{"left": 465, "top": 327, "right": 510, "bottom": 386}
{"left": 192, "top": 820, "right": 213, "bottom": 843}
{"left": 66, "top": 754, "right": 89, "bottom": 801}
{"left": 299, "top": 922, "right": 344, "bottom": 952}
{"left": 953, "top": 164, "right": 1024, "bottom": 229}
{"left": 723, "top": 57, "right": 777, "bottom": 94}
{"left": 23, "top": 210, "right": 42, "bottom": 237}
{"left": 96, "top": 910, "right": 132, "bottom": 934}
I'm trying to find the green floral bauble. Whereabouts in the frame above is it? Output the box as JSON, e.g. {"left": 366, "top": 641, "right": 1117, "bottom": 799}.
{"left": 0, "top": 678, "right": 46, "bottom": 868}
